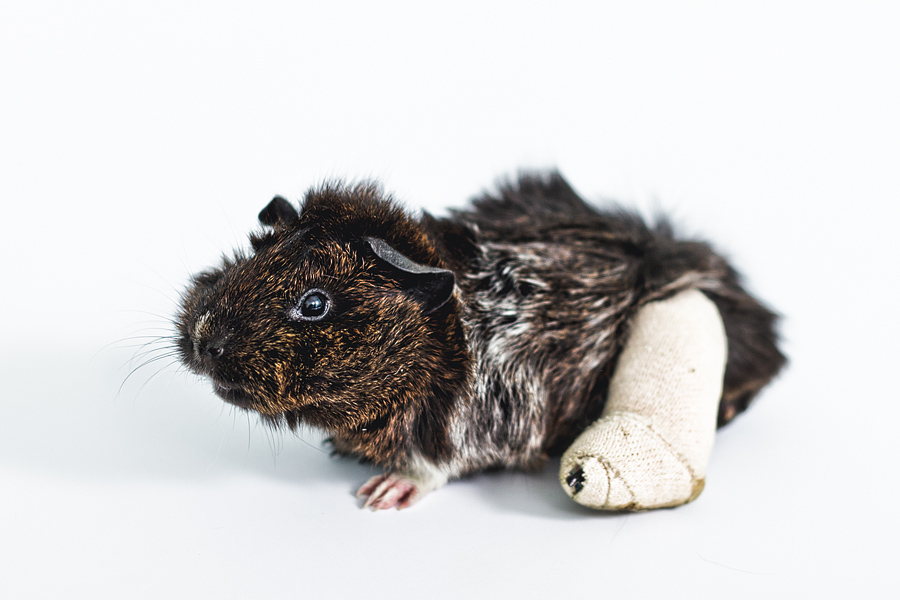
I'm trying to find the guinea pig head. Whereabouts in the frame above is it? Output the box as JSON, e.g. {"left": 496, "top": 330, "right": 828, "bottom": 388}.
{"left": 176, "top": 184, "right": 470, "bottom": 433}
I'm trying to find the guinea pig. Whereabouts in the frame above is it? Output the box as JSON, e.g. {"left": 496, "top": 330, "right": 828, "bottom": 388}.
{"left": 176, "top": 172, "right": 785, "bottom": 510}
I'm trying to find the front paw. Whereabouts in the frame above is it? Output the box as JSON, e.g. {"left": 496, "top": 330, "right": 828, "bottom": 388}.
{"left": 356, "top": 473, "right": 421, "bottom": 511}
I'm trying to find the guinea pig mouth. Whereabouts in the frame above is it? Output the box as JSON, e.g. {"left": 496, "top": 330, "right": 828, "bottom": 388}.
{"left": 212, "top": 381, "right": 255, "bottom": 409}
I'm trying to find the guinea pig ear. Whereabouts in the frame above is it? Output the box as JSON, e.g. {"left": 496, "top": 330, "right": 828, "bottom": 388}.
{"left": 364, "top": 236, "right": 455, "bottom": 314}
{"left": 259, "top": 196, "right": 299, "bottom": 227}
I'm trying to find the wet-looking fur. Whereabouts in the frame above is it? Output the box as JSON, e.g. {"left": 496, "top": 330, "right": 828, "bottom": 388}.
{"left": 176, "top": 173, "right": 785, "bottom": 489}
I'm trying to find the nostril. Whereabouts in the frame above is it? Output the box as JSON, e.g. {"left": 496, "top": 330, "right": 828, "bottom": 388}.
{"left": 204, "top": 343, "right": 225, "bottom": 360}
{"left": 194, "top": 332, "right": 228, "bottom": 362}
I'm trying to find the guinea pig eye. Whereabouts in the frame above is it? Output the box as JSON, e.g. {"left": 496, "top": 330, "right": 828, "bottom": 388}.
{"left": 288, "top": 289, "right": 332, "bottom": 322}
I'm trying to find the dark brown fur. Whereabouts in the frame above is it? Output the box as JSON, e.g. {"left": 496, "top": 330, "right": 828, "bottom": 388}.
{"left": 176, "top": 173, "right": 786, "bottom": 480}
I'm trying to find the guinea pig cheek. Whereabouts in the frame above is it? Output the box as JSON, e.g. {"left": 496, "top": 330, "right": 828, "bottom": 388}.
{"left": 241, "top": 360, "right": 297, "bottom": 415}
{"left": 206, "top": 334, "right": 295, "bottom": 414}
{"left": 248, "top": 332, "right": 331, "bottom": 413}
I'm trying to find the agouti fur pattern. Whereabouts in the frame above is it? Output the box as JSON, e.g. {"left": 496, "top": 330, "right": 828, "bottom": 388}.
{"left": 176, "top": 173, "right": 785, "bottom": 505}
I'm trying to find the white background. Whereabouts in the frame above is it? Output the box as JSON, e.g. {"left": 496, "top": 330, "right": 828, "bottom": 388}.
{"left": 1, "top": 1, "right": 898, "bottom": 598}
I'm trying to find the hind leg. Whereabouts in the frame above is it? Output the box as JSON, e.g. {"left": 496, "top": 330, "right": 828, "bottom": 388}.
{"left": 560, "top": 288, "right": 727, "bottom": 510}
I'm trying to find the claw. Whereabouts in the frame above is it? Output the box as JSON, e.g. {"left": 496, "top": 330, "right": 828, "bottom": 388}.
{"left": 565, "top": 466, "right": 586, "bottom": 494}
{"left": 356, "top": 473, "right": 420, "bottom": 511}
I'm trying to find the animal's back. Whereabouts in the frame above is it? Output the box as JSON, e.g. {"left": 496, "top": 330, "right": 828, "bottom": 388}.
{"left": 431, "top": 173, "right": 785, "bottom": 475}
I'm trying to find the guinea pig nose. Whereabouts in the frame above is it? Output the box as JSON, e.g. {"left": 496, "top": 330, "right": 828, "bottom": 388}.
{"left": 198, "top": 336, "right": 228, "bottom": 361}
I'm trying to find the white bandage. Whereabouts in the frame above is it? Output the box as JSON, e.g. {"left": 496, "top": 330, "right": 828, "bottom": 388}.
{"left": 560, "top": 288, "right": 727, "bottom": 510}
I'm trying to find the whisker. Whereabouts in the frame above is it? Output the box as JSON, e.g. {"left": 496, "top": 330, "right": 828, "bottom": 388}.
{"left": 134, "top": 358, "right": 181, "bottom": 397}
{"left": 94, "top": 331, "right": 173, "bottom": 358}
{"left": 246, "top": 412, "right": 253, "bottom": 454}
{"left": 115, "top": 342, "right": 177, "bottom": 371}
{"left": 130, "top": 351, "right": 181, "bottom": 371}
{"left": 108, "top": 308, "right": 177, "bottom": 320}
{"left": 127, "top": 343, "right": 179, "bottom": 358}
{"left": 117, "top": 353, "right": 182, "bottom": 399}
{"left": 117, "top": 326, "right": 178, "bottom": 335}
{"left": 122, "top": 278, "right": 182, "bottom": 308}
{"left": 140, "top": 264, "right": 187, "bottom": 299}
{"left": 290, "top": 427, "right": 330, "bottom": 455}
{"left": 100, "top": 336, "right": 176, "bottom": 356}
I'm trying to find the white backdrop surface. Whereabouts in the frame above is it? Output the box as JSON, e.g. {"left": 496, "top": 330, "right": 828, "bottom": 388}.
{"left": 1, "top": 2, "right": 897, "bottom": 598}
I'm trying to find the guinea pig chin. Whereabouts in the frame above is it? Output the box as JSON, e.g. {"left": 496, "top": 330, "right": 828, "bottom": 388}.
{"left": 210, "top": 379, "right": 257, "bottom": 409}
{"left": 209, "top": 377, "right": 299, "bottom": 416}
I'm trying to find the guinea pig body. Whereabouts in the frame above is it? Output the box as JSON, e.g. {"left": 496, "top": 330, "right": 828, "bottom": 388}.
{"left": 176, "top": 173, "right": 785, "bottom": 509}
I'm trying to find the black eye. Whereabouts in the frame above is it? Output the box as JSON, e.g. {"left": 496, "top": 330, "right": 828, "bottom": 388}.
{"left": 289, "top": 289, "right": 332, "bottom": 321}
